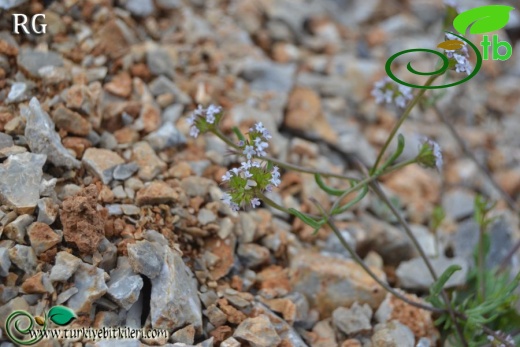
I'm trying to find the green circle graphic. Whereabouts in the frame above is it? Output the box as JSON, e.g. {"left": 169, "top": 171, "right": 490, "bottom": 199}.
{"left": 5, "top": 310, "right": 46, "bottom": 345}
{"left": 385, "top": 31, "right": 483, "bottom": 89}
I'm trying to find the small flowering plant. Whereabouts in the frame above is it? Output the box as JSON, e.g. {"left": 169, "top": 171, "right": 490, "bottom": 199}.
{"left": 442, "top": 33, "right": 473, "bottom": 75}
{"left": 186, "top": 104, "right": 223, "bottom": 138}
{"left": 184, "top": 3, "right": 519, "bottom": 343}
{"left": 371, "top": 76, "right": 414, "bottom": 108}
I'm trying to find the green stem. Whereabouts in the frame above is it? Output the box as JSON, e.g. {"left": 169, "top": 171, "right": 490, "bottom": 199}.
{"left": 311, "top": 198, "right": 444, "bottom": 313}
{"left": 478, "top": 222, "right": 486, "bottom": 302}
{"left": 330, "top": 158, "right": 416, "bottom": 214}
{"left": 212, "top": 128, "right": 356, "bottom": 180}
{"left": 257, "top": 192, "right": 292, "bottom": 215}
{"left": 372, "top": 74, "right": 440, "bottom": 173}
{"left": 370, "top": 181, "right": 468, "bottom": 347}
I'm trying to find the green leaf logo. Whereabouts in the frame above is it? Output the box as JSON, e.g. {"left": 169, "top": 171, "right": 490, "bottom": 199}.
{"left": 48, "top": 306, "right": 76, "bottom": 326}
{"left": 453, "top": 5, "right": 515, "bottom": 35}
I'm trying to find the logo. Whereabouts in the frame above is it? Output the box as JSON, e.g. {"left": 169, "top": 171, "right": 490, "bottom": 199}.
{"left": 5, "top": 306, "right": 76, "bottom": 345}
{"left": 386, "top": 5, "right": 515, "bottom": 89}
{"left": 12, "top": 14, "right": 47, "bottom": 35}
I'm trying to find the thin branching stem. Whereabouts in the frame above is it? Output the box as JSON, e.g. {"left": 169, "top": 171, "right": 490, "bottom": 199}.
{"left": 212, "top": 128, "right": 357, "bottom": 180}
{"left": 369, "top": 181, "right": 469, "bottom": 347}
{"left": 311, "top": 198, "right": 445, "bottom": 313}
{"left": 372, "top": 74, "right": 440, "bottom": 172}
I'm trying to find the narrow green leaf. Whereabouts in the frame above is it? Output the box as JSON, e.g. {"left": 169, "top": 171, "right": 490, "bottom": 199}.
{"left": 430, "top": 265, "right": 462, "bottom": 297}
{"left": 453, "top": 5, "right": 515, "bottom": 35}
{"left": 289, "top": 208, "right": 322, "bottom": 229}
{"left": 379, "top": 134, "right": 405, "bottom": 172}
{"left": 232, "top": 126, "right": 246, "bottom": 142}
{"left": 48, "top": 306, "right": 76, "bottom": 326}
{"left": 314, "top": 174, "right": 345, "bottom": 196}
{"left": 331, "top": 184, "right": 369, "bottom": 215}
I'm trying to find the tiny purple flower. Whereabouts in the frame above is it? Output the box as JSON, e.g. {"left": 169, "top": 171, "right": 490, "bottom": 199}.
{"left": 251, "top": 198, "right": 261, "bottom": 208}
{"left": 222, "top": 171, "right": 232, "bottom": 181}
{"left": 243, "top": 145, "right": 256, "bottom": 160}
{"left": 190, "top": 126, "right": 200, "bottom": 138}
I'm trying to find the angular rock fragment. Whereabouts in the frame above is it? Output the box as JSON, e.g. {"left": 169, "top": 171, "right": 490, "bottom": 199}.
{"left": 27, "top": 222, "right": 62, "bottom": 255}
{"left": 50, "top": 251, "right": 82, "bottom": 282}
{"left": 67, "top": 262, "right": 108, "bottom": 314}
{"left": 82, "top": 148, "right": 125, "bottom": 185}
{"left": 233, "top": 314, "right": 282, "bottom": 347}
{"left": 0, "top": 152, "right": 46, "bottom": 213}
{"left": 106, "top": 257, "right": 143, "bottom": 310}
{"left": 127, "top": 240, "right": 163, "bottom": 279}
{"left": 21, "top": 97, "right": 80, "bottom": 169}
{"left": 150, "top": 243, "right": 202, "bottom": 331}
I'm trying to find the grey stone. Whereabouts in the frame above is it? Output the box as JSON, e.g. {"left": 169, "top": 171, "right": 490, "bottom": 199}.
{"left": 156, "top": 0, "right": 181, "bottom": 9}
{"left": 396, "top": 257, "right": 469, "bottom": 290}
{"left": 170, "top": 324, "right": 196, "bottom": 344}
{"left": 0, "top": 133, "right": 13, "bottom": 149}
{"left": 107, "top": 257, "right": 143, "bottom": 310}
{"left": 99, "top": 131, "right": 117, "bottom": 150}
{"left": 56, "top": 287, "right": 79, "bottom": 305}
{"left": 0, "top": 247, "right": 11, "bottom": 277}
{"left": 442, "top": 189, "right": 475, "bottom": 220}
{"left": 124, "top": 0, "right": 154, "bottom": 16}
{"left": 0, "top": 297, "right": 29, "bottom": 329}
{"left": 162, "top": 104, "right": 184, "bottom": 123}
{"left": 371, "top": 321, "right": 415, "bottom": 347}
{"left": 4, "top": 214, "right": 34, "bottom": 243}
{"left": 221, "top": 338, "right": 241, "bottom": 347}
{"left": 50, "top": 251, "right": 82, "bottom": 282}
{"left": 39, "top": 177, "right": 57, "bottom": 197}
{"left": 6, "top": 82, "right": 32, "bottom": 104}
{"left": 147, "top": 48, "right": 175, "bottom": 78}
{"left": 148, "top": 76, "right": 191, "bottom": 104}
{"left": 0, "top": 152, "right": 46, "bottom": 213}
{"left": 121, "top": 204, "right": 140, "bottom": 215}
{"left": 144, "top": 122, "right": 186, "bottom": 151}
{"left": 8, "top": 245, "right": 37, "bottom": 275}
{"left": 180, "top": 176, "right": 214, "bottom": 197}
{"left": 113, "top": 162, "right": 139, "bottom": 181}
{"left": 234, "top": 314, "right": 282, "bottom": 347}
{"left": 127, "top": 240, "right": 164, "bottom": 279}
{"left": 239, "top": 59, "right": 296, "bottom": 94}
{"left": 150, "top": 244, "right": 202, "bottom": 331}
{"left": 112, "top": 185, "right": 127, "bottom": 199}
{"left": 67, "top": 262, "right": 108, "bottom": 314}
{"left": 97, "top": 238, "right": 118, "bottom": 272}
{"left": 321, "top": 229, "right": 356, "bottom": 258}
{"left": 37, "top": 198, "right": 58, "bottom": 225}
{"left": 0, "top": 0, "right": 28, "bottom": 9}
{"left": 0, "top": 284, "right": 18, "bottom": 304}
{"left": 237, "top": 243, "right": 270, "bottom": 268}
{"left": 17, "top": 50, "right": 63, "bottom": 77}
{"left": 332, "top": 302, "right": 372, "bottom": 335}
{"left": 132, "top": 141, "right": 166, "bottom": 181}
{"left": 93, "top": 340, "right": 140, "bottom": 347}
{"left": 197, "top": 208, "right": 216, "bottom": 225}
{"left": 21, "top": 97, "right": 80, "bottom": 168}
{"left": 106, "top": 204, "right": 123, "bottom": 215}
{"left": 82, "top": 148, "right": 125, "bottom": 184}
{"left": 203, "top": 304, "right": 227, "bottom": 327}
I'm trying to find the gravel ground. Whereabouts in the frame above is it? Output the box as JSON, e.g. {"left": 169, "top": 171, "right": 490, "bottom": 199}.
{"left": 0, "top": 0, "right": 519, "bottom": 346}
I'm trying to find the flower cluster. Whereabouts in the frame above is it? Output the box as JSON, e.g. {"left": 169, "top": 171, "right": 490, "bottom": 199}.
{"left": 417, "top": 137, "right": 443, "bottom": 171}
{"left": 371, "top": 76, "right": 414, "bottom": 108}
{"left": 219, "top": 122, "right": 280, "bottom": 211}
{"left": 187, "top": 104, "right": 223, "bottom": 138}
{"left": 487, "top": 331, "right": 515, "bottom": 347}
{"left": 444, "top": 33, "right": 473, "bottom": 75}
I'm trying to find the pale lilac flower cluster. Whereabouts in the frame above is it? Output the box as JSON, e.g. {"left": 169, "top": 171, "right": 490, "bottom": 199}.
{"left": 487, "top": 331, "right": 515, "bottom": 347}
{"left": 187, "top": 104, "right": 222, "bottom": 138}
{"left": 418, "top": 137, "right": 443, "bottom": 171}
{"left": 242, "top": 122, "right": 272, "bottom": 159}
{"left": 371, "top": 77, "right": 413, "bottom": 108}
{"left": 444, "top": 33, "right": 473, "bottom": 75}
{"left": 219, "top": 122, "right": 281, "bottom": 211}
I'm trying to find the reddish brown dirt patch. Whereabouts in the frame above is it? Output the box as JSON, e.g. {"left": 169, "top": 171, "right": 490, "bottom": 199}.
{"left": 61, "top": 185, "right": 107, "bottom": 255}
